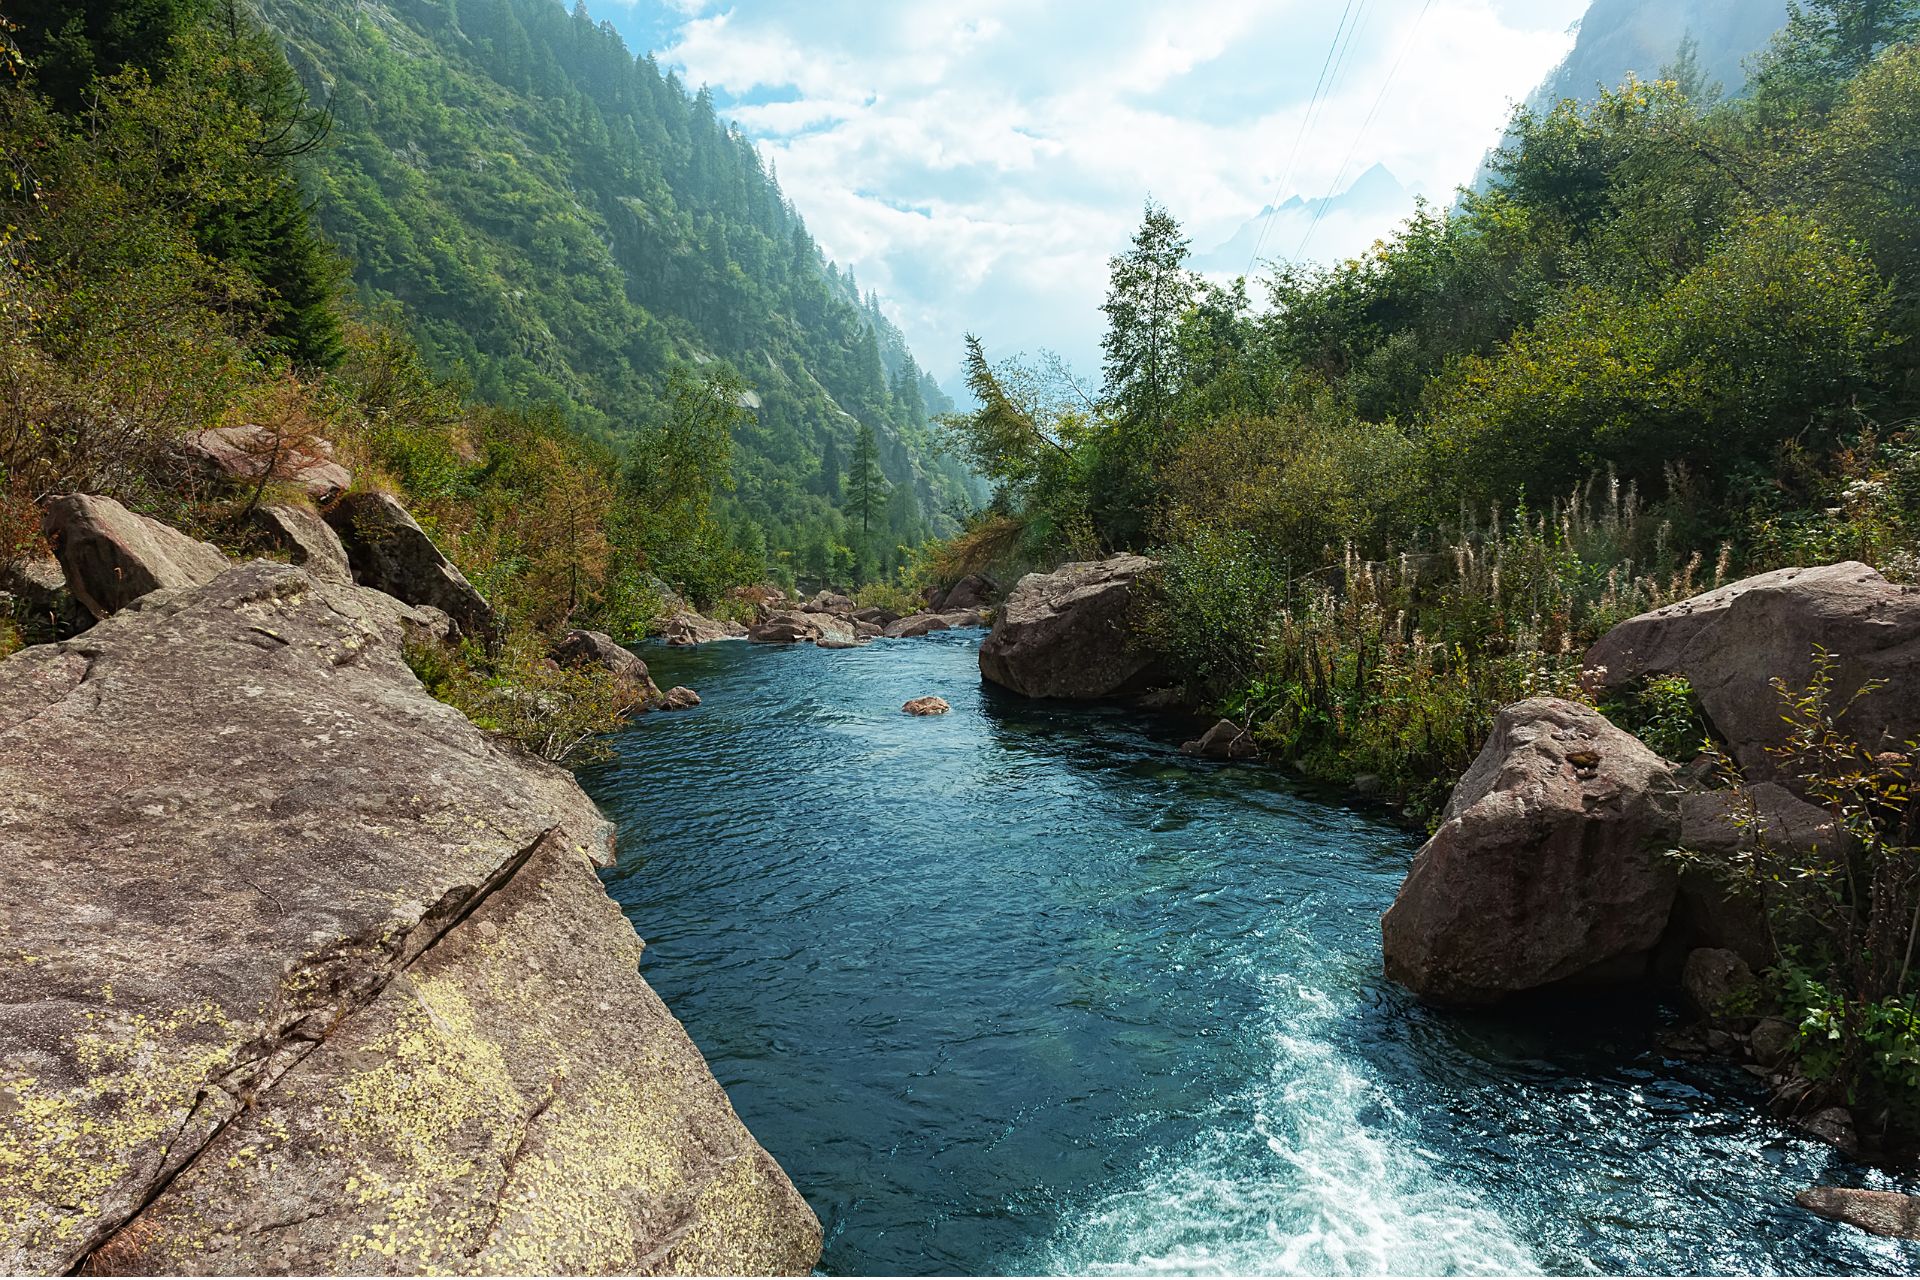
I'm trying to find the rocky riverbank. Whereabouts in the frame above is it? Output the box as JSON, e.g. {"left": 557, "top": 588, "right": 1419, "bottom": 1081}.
{"left": 0, "top": 491, "right": 821, "bottom": 1275}
{"left": 977, "top": 551, "right": 1920, "bottom": 1234}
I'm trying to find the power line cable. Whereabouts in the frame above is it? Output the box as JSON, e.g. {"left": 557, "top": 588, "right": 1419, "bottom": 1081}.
{"left": 1292, "top": 0, "right": 1435, "bottom": 264}
{"left": 1242, "top": 0, "right": 1362, "bottom": 275}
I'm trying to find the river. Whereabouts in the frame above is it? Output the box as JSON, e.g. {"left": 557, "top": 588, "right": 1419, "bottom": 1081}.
{"left": 582, "top": 629, "right": 1919, "bottom": 1276}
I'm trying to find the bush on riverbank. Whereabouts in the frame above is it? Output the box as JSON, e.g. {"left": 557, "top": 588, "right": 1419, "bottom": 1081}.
{"left": 1677, "top": 656, "right": 1920, "bottom": 1143}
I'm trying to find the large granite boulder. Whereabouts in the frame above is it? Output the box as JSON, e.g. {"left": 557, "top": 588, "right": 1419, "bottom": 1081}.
{"left": 1672, "top": 782, "right": 1854, "bottom": 967}
{"left": 325, "top": 491, "right": 498, "bottom": 641}
{"left": 41, "top": 493, "right": 231, "bottom": 618}
{"left": 1381, "top": 698, "right": 1684, "bottom": 1003}
{"left": 978, "top": 555, "right": 1162, "bottom": 699}
{"left": 749, "top": 610, "right": 856, "bottom": 646}
{"left": 1586, "top": 562, "right": 1920, "bottom": 778}
{"left": 0, "top": 562, "right": 820, "bottom": 1274}
{"left": 184, "top": 424, "right": 353, "bottom": 504}
{"left": 252, "top": 503, "right": 352, "bottom": 584}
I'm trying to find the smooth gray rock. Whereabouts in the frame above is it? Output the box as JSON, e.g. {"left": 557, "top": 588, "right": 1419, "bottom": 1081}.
{"left": 1381, "top": 698, "right": 1683, "bottom": 1003}
{"left": 1182, "top": 719, "right": 1257, "bottom": 760}
{"left": 979, "top": 555, "right": 1162, "bottom": 699}
{"left": 0, "top": 562, "right": 819, "bottom": 1275}
{"left": 325, "top": 491, "right": 498, "bottom": 641}
{"left": 41, "top": 494, "right": 230, "bottom": 618}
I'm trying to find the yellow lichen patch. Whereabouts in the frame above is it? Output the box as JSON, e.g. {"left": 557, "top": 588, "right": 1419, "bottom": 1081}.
{"left": 327, "top": 975, "right": 528, "bottom": 1269}
{"left": 665, "top": 1152, "right": 814, "bottom": 1276}
{"left": 482, "top": 1052, "right": 696, "bottom": 1274}
{"left": 0, "top": 1001, "right": 241, "bottom": 1260}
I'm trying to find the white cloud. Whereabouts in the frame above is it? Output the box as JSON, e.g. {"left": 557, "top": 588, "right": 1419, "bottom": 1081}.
{"left": 635, "top": 0, "right": 1588, "bottom": 386}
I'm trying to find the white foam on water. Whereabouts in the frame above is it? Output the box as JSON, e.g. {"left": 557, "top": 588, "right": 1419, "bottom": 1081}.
{"left": 1035, "top": 967, "right": 1537, "bottom": 1277}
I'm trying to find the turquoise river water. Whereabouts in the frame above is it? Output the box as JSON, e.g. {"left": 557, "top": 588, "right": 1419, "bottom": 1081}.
{"left": 582, "top": 629, "right": 1920, "bottom": 1276}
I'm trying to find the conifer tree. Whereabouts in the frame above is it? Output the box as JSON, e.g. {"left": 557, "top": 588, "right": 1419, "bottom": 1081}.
{"left": 844, "top": 423, "right": 888, "bottom": 535}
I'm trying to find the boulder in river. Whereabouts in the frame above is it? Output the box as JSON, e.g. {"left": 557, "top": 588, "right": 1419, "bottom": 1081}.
{"left": 0, "top": 561, "right": 819, "bottom": 1274}
{"left": 1182, "top": 719, "right": 1257, "bottom": 760}
{"left": 41, "top": 493, "right": 231, "bottom": 618}
{"left": 325, "top": 491, "right": 498, "bottom": 641}
{"left": 978, "top": 555, "right": 1163, "bottom": 700}
{"left": 662, "top": 685, "right": 701, "bottom": 710}
{"left": 662, "top": 608, "right": 745, "bottom": 645}
{"left": 1795, "top": 1187, "right": 1920, "bottom": 1239}
{"left": 1381, "top": 698, "right": 1683, "bottom": 1004}
{"left": 903, "top": 696, "right": 951, "bottom": 716}
{"left": 883, "top": 609, "right": 983, "bottom": 639}
{"left": 1586, "top": 562, "right": 1920, "bottom": 779}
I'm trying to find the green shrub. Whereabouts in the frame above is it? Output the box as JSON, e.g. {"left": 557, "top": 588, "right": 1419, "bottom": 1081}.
{"left": 1600, "top": 674, "right": 1713, "bottom": 762}
{"left": 405, "top": 634, "right": 638, "bottom": 765}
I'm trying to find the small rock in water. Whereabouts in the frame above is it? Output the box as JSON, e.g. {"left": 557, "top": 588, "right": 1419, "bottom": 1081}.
{"left": 662, "top": 686, "right": 701, "bottom": 710}
{"left": 903, "top": 696, "right": 950, "bottom": 716}
{"left": 1796, "top": 1186, "right": 1920, "bottom": 1239}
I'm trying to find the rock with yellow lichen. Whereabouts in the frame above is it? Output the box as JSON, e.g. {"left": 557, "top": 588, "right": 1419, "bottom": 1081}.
{"left": 0, "top": 561, "right": 821, "bottom": 1275}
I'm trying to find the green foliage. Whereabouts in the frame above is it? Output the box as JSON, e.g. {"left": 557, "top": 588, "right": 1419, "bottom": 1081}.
{"left": 405, "top": 634, "right": 636, "bottom": 765}
{"left": 1600, "top": 674, "right": 1712, "bottom": 762}
{"left": 250, "top": 0, "right": 975, "bottom": 576}
{"left": 1677, "top": 652, "right": 1920, "bottom": 1135}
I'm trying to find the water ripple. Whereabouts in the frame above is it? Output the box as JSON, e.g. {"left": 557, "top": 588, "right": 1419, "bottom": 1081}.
{"left": 585, "top": 632, "right": 1920, "bottom": 1277}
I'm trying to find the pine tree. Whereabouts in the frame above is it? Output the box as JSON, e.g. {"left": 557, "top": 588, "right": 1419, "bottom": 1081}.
{"left": 844, "top": 423, "right": 887, "bottom": 535}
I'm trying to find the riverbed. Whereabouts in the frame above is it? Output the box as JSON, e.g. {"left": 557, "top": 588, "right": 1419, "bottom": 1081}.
{"left": 583, "top": 629, "right": 1918, "bottom": 1276}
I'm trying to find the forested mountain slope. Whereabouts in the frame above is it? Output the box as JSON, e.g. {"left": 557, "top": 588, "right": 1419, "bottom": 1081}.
{"left": 256, "top": 0, "right": 974, "bottom": 578}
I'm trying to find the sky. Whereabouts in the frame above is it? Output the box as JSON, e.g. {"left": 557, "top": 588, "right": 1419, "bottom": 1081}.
{"left": 591, "top": 0, "right": 1592, "bottom": 391}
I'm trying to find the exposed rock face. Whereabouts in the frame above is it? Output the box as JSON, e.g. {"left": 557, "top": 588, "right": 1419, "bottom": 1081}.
{"left": 978, "top": 555, "right": 1162, "bottom": 700}
{"left": 854, "top": 605, "right": 900, "bottom": 628}
{"left": 1586, "top": 562, "right": 1920, "bottom": 777}
{"left": 662, "top": 610, "right": 745, "bottom": 646}
{"left": 253, "top": 503, "right": 352, "bottom": 584}
{"left": 934, "top": 574, "right": 999, "bottom": 613}
{"left": 1182, "top": 719, "right": 1257, "bottom": 760}
{"left": 1750, "top": 1018, "right": 1796, "bottom": 1068}
{"left": 184, "top": 424, "right": 353, "bottom": 503}
{"left": 0, "top": 562, "right": 819, "bottom": 1274}
{"left": 1796, "top": 1187, "right": 1920, "bottom": 1239}
{"left": 0, "top": 556, "right": 91, "bottom": 639}
{"left": 903, "top": 696, "right": 950, "bottom": 716}
{"left": 41, "top": 493, "right": 231, "bottom": 618}
{"left": 326, "top": 491, "right": 498, "bottom": 641}
{"left": 803, "top": 590, "right": 856, "bottom": 617}
{"left": 1381, "top": 698, "right": 1683, "bottom": 1003}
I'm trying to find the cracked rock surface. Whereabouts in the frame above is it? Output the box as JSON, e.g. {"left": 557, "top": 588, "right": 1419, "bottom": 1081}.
{"left": 0, "top": 561, "right": 820, "bottom": 1275}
